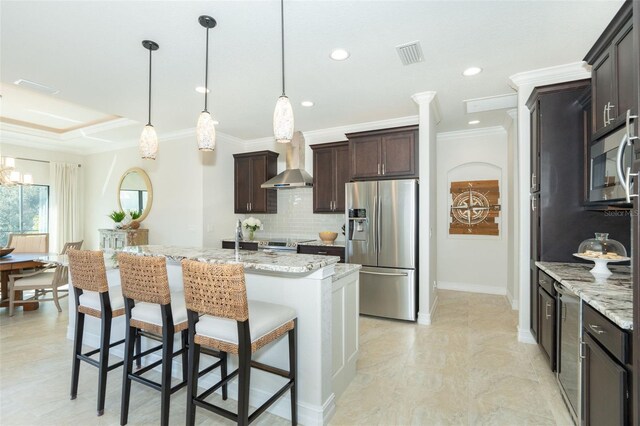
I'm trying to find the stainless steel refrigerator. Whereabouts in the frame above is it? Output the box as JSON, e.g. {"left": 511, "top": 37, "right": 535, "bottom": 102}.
{"left": 345, "top": 179, "right": 418, "bottom": 321}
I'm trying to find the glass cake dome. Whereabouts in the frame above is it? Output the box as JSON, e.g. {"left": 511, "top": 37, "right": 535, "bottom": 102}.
{"left": 578, "top": 233, "right": 627, "bottom": 258}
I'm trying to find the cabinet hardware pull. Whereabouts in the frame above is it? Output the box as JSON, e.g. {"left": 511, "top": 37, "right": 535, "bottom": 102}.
{"left": 545, "top": 302, "right": 551, "bottom": 319}
{"left": 377, "top": 163, "right": 381, "bottom": 175}
{"left": 579, "top": 341, "right": 586, "bottom": 359}
{"left": 604, "top": 104, "right": 608, "bottom": 127}
{"left": 531, "top": 172, "right": 536, "bottom": 191}
{"left": 317, "top": 251, "right": 327, "bottom": 255}
{"left": 382, "top": 163, "right": 386, "bottom": 175}
{"left": 607, "top": 102, "right": 616, "bottom": 125}
{"left": 361, "top": 270, "right": 409, "bottom": 277}
{"left": 588, "top": 324, "right": 605, "bottom": 334}
{"left": 626, "top": 109, "right": 638, "bottom": 143}
{"left": 531, "top": 195, "right": 537, "bottom": 212}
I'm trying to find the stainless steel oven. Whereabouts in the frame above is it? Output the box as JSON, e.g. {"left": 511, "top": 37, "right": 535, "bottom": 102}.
{"left": 589, "top": 126, "right": 633, "bottom": 202}
{"left": 555, "top": 282, "right": 581, "bottom": 425}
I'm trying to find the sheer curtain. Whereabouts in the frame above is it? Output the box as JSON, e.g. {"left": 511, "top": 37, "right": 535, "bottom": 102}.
{"left": 50, "top": 162, "right": 81, "bottom": 253}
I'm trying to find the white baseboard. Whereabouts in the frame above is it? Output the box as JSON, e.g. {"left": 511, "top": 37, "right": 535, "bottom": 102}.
{"left": 417, "top": 312, "right": 431, "bottom": 325}
{"left": 506, "top": 290, "right": 519, "bottom": 310}
{"left": 438, "top": 281, "right": 507, "bottom": 296}
{"left": 517, "top": 327, "right": 537, "bottom": 344}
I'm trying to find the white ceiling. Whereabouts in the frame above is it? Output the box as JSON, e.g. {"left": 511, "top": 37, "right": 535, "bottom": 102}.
{"left": 0, "top": 0, "right": 625, "bottom": 150}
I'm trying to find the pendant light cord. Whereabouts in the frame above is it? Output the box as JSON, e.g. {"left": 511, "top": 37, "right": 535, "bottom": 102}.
{"left": 281, "top": 0, "right": 286, "bottom": 96}
{"left": 204, "top": 27, "right": 210, "bottom": 112}
{"left": 147, "top": 47, "right": 152, "bottom": 126}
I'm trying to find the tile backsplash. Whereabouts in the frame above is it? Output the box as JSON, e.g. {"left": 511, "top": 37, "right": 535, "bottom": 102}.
{"left": 244, "top": 188, "right": 345, "bottom": 241}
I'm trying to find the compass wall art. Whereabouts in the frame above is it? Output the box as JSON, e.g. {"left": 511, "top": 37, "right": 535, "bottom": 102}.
{"left": 449, "top": 179, "right": 501, "bottom": 236}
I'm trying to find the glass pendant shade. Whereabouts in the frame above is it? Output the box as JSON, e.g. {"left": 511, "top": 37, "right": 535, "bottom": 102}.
{"left": 139, "top": 124, "right": 159, "bottom": 160}
{"left": 273, "top": 95, "right": 294, "bottom": 143}
{"left": 197, "top": 111, "right": 216, "bottom": 151}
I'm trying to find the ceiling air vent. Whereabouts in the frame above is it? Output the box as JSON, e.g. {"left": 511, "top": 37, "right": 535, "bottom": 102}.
{"left": 13, "top": 79, "right": 60, "bottom": 95}
{"left": 396, "top": 41, "right": 424, "bottom": 66}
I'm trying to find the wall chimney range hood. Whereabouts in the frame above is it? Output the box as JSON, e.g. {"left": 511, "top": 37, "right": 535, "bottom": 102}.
{"left": 261, "top": 131, "right": 313, "bottom": 189}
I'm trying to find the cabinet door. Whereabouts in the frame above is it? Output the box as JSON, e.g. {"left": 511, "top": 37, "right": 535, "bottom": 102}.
{"left": 333, "top": 143, "right": 350, "bottom": 212}
{"left": 538, "top": 287, "right": 555, "bottom": 370}
{"left": 530, "top": 268, "right": 539, "bottom": 341}
{"left": 583, "top": 332, "right": 628, "bottom": 426}
{"left": 313, "top": 147, "right": 335, "bottom": 213}
{"left": 350, "top": 136, "right": 381, "bottom": 179}
{"left": 234, "top": 156, "right": 252, "bottom": 213}
{"left": 592, "top": 50, "right": 614, "bottom": 134}
{"left": 380, "top": 131, "right": 417, "bottom": 178}
{"left": 250, "top": 156, "right": 268, "bottom": 213}
{"left": 530, "top": 102, "right": 540, "bottom": 192}
{"left": 613, "top": 20, "right": 636, "bottom": 121}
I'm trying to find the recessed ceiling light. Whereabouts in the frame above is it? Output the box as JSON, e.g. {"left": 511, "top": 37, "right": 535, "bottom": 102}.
{"left": 468, "top": 120, "right": 480, "bottom": 125}
{"left": 195, "top": 86, "right": 210, "bottom": 94}
{"left": 330, "top": 49, "right": 350, "bottom": 61}
{"left": 462, "top": 67, "right": 482, "bottom": 76}
{"left": 301, "top": 101, "right": 314, "bottom": 107}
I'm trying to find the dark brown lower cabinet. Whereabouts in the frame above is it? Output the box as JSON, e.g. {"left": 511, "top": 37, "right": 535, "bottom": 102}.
{"left": 583, "top": 332, "right": 629, "bottom": 425}
{"left": 538, "top": 286, "right": 556, "bottom": 370}
{"left": 297, "top": 245, "right": 345, "bottom": 263}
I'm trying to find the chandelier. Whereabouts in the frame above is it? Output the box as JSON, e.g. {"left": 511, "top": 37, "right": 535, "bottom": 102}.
{"left": 0, "top": 157, "right": 33, "bottom": 186}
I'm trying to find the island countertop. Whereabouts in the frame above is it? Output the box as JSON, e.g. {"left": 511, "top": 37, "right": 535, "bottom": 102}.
{"left": 122, "top": 245, "right": 340, "bottom": 274}
{"left": 536, "top": 261, "right": 632, "bottom": 330}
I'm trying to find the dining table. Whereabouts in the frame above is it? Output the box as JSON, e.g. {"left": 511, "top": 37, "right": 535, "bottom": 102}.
{"left": 0, "top": 252, "right": 54, "bottom": 311}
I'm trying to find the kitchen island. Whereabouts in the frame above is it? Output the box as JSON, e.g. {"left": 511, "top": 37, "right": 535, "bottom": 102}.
{"left": 65, "top": 246, "right": 361, "bottom": 425}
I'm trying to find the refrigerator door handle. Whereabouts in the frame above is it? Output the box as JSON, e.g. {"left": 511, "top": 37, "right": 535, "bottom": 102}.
{"left": 361, "top": 270, "right": 409, "bottom": 277}
{"left": 373, "top": 195, "right": 378, "bottom": 252}
{"left": 377, "top": 192, "right": 382, "bottom": 253}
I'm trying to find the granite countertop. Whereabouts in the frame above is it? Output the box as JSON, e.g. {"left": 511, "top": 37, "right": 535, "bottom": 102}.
{"left": 298, "top": 240, "right": 346, "bottom": 248}
{"left": 123, "top": 245, "right": 340, "bottom": 274}
{"left": 333, "top": 264, "right": 361, "bottom": 281}
{"left": 536, "top": 261, "right": 632, "bottom": 330}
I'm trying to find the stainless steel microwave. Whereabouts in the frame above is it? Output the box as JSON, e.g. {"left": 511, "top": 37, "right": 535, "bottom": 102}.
{"left": 589, "top": 126, "right": 633, "bottom": 202}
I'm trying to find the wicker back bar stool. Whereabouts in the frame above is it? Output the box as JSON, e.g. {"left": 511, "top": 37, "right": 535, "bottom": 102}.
{"left": 118, "top": 252, "right": 204, "bottom": 426}
{"left": 68, "top": 249, "right": 139, "bottom": 416}
{"left": 181, "top": 260, "right": 298, "bottom": 426}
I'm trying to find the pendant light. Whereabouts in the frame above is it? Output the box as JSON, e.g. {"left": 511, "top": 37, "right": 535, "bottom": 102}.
{"left": 197, "top": 15, "right": 217, "bottom": 151}
{"left": 273, "top": 0, "right": 294, "bottom": 143}
{"left": 140, "top": 40, "right": 160, "bottom": 160}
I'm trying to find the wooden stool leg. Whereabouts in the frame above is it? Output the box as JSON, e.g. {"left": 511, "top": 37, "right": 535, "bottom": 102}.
{"left": 160, "top": 325, "right": 174, "bottom": 426}
{"left": 120, "top": 323, "right": 136, "bottom": 426}
{"left": 135, "top": 329, "right": 142, "bottom": 369}
{"left": 289, "top": 322, "right": 297, "bottom": 426}
{"left": 97, "top": 313, "right": 112, "bottom": 416}
{"left": 186, "top": 332, "right": 200, "bottom": 426}
{"left": 70, "top": 311, "right": 85, "bottom": 400}
{"left": 237, "top": 346, "right": 251, "bottom": 426}
{"left": 181, "top": 329, "right": 188, "bottom": 383}
{"left": 221, "top": 351, "right": 228, "bottom": 401}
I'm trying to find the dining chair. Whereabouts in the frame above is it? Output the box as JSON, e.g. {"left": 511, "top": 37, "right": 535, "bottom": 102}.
{"left": 7, "top": 240, "right": 83, "bottom": 316}
{"left": 7, "top": 233, "right": 49, "bottom": 253}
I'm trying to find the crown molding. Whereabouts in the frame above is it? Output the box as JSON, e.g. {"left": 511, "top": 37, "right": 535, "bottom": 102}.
{"left": 503, "top": 108, "right": 518, "bottom": 129}
{"left": 508, "top": 61, "right": 591, "bottom": 90}
{"left": 411, "top": 91, "right": 441, "bottom": 124}
{"left": 437, "top": 126, "right": 506, "bottom": 141}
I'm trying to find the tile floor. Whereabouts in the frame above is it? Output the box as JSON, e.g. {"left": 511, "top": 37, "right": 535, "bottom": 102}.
{"left": 0, "top": 290, "right": 573, "bottom": 425}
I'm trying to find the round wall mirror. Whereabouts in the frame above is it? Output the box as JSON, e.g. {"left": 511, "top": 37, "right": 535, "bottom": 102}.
{"left": 117, "top": 167, "right": 153, "bottom": 222}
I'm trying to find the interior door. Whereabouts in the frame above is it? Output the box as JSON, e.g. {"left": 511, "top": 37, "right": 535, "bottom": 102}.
{"left": 377, "top": 180, "right": 417, "bottom": 269}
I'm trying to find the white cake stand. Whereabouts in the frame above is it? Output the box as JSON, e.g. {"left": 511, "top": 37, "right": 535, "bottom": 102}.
{"left": 573, "top": 253, "right": 630, "bottom": 276}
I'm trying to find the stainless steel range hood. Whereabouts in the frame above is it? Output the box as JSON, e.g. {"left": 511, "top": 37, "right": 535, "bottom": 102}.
{"left": 261, "top": 131, "right": 313, "bottom": 189}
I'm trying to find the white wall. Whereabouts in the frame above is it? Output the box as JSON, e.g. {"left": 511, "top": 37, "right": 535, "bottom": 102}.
{"left": 436, "top": 127, "right": 509, "bottom": 296}
{"left": 83, "top": 134, "right": 206, "bottom": 249}
{"left": 0, "top": 142, "right": 84, "bottom": 186}
{"left": 506, "top": 110, "right": 519, "bottom": 309}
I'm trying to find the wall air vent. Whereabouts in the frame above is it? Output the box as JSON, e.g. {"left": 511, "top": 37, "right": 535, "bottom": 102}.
{"left": 13, "top": 79, "right": 60, "bottom": 95}
{"left": 396, "top": 41, "right": 424, "bottom": 66}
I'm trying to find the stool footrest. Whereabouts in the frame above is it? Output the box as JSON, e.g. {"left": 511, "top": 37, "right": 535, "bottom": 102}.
{"left": 129, "top": 373, "right": 162, "bottom": 392}
{"left": 198, "top": 368, "right": 239, "bottom": 401}
{"left": 251, "top": 360, "right": 290, "bottom": 378}
{"left": 134, "top": 343, "right": 163, "bottom": 360}
{"left": 193, "top": 399, "right": 236, "bottom": 422}
{"left": 82, "top": 338, "right": 125, "bottom": 358}
{"left": 198, "top": 359, "right": 224, "bottom": 378}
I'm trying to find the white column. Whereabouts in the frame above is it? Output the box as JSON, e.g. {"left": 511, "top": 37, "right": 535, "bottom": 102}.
{"left": 508, "top": 62, "right": 590, "bottom": 343}
{"left": 411, "top": 91, "right": 440, "bottom": 325}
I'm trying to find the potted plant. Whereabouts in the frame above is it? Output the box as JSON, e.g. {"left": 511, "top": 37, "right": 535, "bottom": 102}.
{"left": 242, "top": 217, "right": 262, "bottom": 241}
{"left": 108, "top": 210, "right": 126, "bottom": 229}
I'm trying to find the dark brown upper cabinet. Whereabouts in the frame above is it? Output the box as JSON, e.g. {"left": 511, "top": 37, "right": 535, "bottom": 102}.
{"left": 584, "top": 1, "right": 635, "bottom": 139}
{"left": 311, "top": 141, "right": 349, "bottom": 213}
{"left": 233, "top": 150, "right": 278, "bottom": 214}
{"left": 346, "top": 125, "right": 419, "bottom": 181}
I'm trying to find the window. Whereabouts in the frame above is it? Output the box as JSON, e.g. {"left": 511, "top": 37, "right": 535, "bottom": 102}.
{"left": 0, "top": 185, "right": 49, "bottom": 246}
{"left": 119, "top": 189, "right": 148, "bottom": 216}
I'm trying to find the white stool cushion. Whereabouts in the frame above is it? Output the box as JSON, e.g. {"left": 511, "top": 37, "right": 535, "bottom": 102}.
{"left": 131, "top": 291, "right": 188, "bottom": 327}
{"left": 196, "top": 300, "right": 296, "bottom": 345}
{"left": 12, "top": 270, "right": 56, "bottom": 287}
{"left": 78, "top": 286, "right": 125, "bottom": 313}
